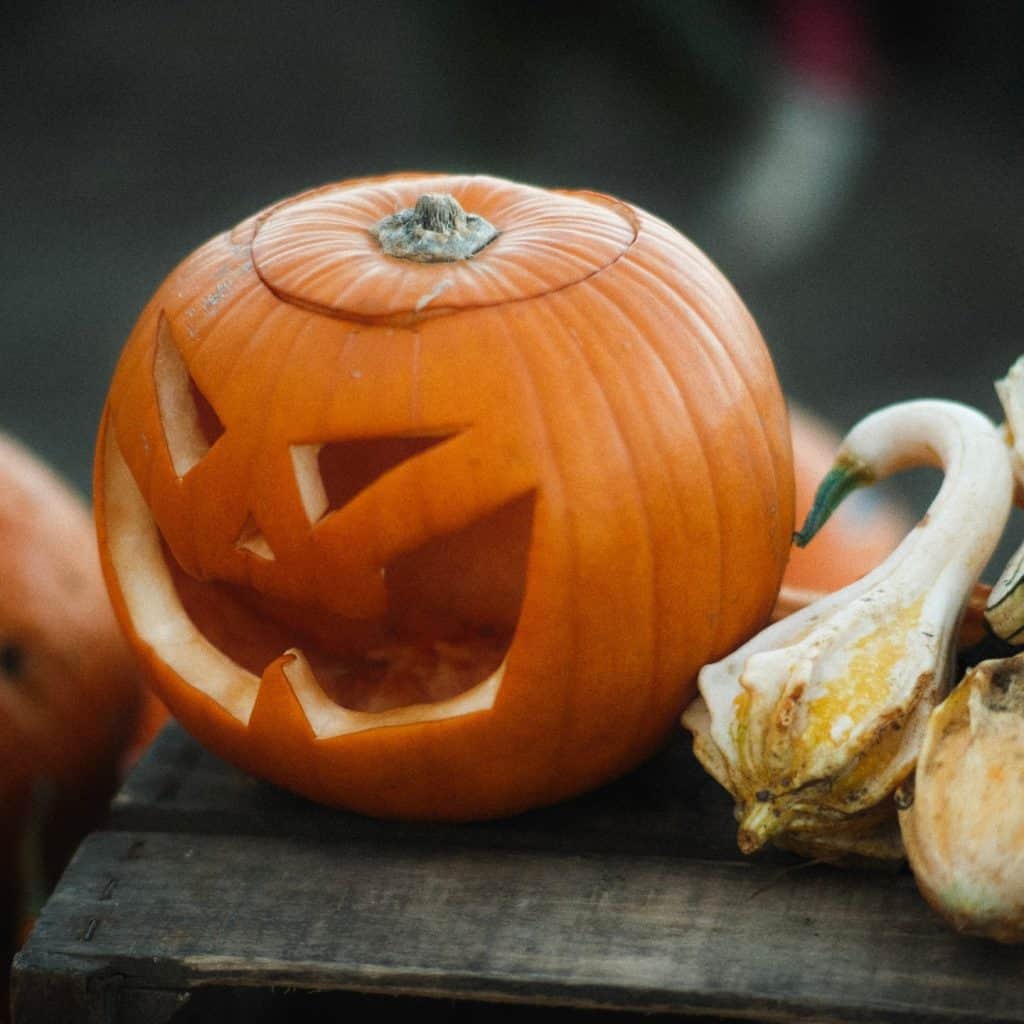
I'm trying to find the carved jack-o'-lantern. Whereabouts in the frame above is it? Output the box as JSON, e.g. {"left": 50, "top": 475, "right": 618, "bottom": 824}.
{"left": 95, "top": 173, "right": 794, "bottom": 820}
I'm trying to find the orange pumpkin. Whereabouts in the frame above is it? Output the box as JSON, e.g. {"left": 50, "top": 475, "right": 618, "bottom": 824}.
{"left": 784, "top": 405, "right": 909, "bottom": 595}
{"left": 0, "top": 434, "right": 141, "bottom": 809}
{"left": 0, "top": 433, "right": 148, "bottom": 993}
{"left": 95, "top": 172, "right": 794, "bottom": 820}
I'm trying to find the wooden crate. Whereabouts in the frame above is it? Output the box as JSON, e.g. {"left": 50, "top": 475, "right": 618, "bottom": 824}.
{"left": 11, "top": 722, "right": 1024, "bottom": 1023}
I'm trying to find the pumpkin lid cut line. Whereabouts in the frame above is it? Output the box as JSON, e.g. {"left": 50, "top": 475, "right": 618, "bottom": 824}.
{"left": 250, "top": 174, "right": 638, "bottom": 323}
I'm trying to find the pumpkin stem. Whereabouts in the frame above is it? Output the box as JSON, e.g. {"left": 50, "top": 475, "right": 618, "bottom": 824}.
{"left": 372, "top": 193, "right": 499, "bottom": 263}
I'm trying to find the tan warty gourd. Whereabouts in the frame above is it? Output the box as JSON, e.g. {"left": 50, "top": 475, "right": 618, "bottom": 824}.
{"left": 899, "top": 652, "right": 1024, "bottom": 941}
{"left": 899, "top": 357, "right": 1024, "bottom": 941}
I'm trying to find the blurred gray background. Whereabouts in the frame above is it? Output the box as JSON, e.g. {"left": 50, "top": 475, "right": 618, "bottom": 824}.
{"left": 3, "top": 0, "right": 1023, "bottom": 565}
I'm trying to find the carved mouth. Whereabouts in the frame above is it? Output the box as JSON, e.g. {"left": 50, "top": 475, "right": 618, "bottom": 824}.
{"left": 102, "top": 427, "right": 531, "bottom": 737}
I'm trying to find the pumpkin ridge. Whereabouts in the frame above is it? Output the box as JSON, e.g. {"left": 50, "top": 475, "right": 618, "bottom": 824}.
{"left": 654, "top": 233, "right": 792, "bottom": 566}
{"left": 584, "top": 263, "right": 727, "bottom": 673}
{"left": 616, "top": 243, "right": 785, "bottom": 653}
{"left": 492, "top": 307, "right": 578, "bottom": 800}
{"left": 553, "top": 295, "right": 661, "bottom": 761}
{"left": 578, "top": 276, "right": 738, "bottom": 719}
{"left": 679, "top": 288, "right": 784, "bottom": 647}
{"left": 530, "top": 298, "right": 649, "bottom": 769}
{"left": 697, "top": 309, "right": 789, "bottom": 617}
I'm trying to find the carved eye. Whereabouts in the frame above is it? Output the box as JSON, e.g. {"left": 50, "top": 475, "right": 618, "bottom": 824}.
{"left": 153, "top": 314, "right": 273, "bottom": 559}
{"left": 290, "top": 433, "right": 457, "bottom": 525}
{"left": 153, "top": 314, "right": 225, "bottom": 477}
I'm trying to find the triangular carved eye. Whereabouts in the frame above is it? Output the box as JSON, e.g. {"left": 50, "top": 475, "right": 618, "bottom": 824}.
{"left": 290, "top": 434, "right": 457, "bottom": 525}
{"left": 234, "top": 513, "right": 275, "bottom": 561}
{"left": 154, "top": 314, "right": 226, "bottom": 477}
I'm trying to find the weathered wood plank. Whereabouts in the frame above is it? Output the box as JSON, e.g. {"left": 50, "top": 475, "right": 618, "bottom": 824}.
{"left": 108, "top": 723, "right": 792, "bottom": 863}
{"left": 10, "top": 952, "right": 123, "bottom": 1024}
{"left": 13, "top": 828, "right": 1024, "bottom": 1023}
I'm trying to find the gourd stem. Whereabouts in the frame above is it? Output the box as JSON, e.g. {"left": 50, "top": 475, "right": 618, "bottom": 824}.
{"left": 371, "top": 193, "right": 498, "bottom": 263}
{"left": 793, "top": 458, "right": 873, "bottom": 548}
{"left": 737, "top": 802, "right": 778, "bottom": 854}
{"left": 986, "top": 542, "right": 1024, "bottom": 643}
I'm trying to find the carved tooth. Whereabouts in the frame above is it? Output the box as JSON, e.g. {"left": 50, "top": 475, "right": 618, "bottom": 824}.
{"left": 279, "top": 647, "right": 505, "bottom": 739}
{"left": 234, "top": 513, "right": 276, "bottom": 561}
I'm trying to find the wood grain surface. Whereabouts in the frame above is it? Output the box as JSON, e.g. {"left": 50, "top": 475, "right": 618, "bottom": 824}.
{"left": 12, "top": 724, "right": 1024, "bottom": 1023}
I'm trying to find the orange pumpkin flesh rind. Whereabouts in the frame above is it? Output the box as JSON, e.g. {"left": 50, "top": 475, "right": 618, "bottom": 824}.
{"left": 95, "top": 173, "right": 796, "bottom": 820}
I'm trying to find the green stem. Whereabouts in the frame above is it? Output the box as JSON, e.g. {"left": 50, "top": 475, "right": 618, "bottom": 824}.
{"left": 793, "top": 457, "right": 873, "bottom": 548}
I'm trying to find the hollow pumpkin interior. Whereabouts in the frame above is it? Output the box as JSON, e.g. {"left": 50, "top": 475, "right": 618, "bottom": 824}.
{"left": 163, "top": 490, "right": 533, "bottom": 715}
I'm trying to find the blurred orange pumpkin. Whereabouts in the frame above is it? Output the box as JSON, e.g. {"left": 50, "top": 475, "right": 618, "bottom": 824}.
{"left": 0, "top": 433, "right": 158, "bottom": 999}
{"left": 0, "top": 433, "right": 142, "bottom": 812}
{"left": 95, "top": 172, "right": 795, "bottom": 821}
